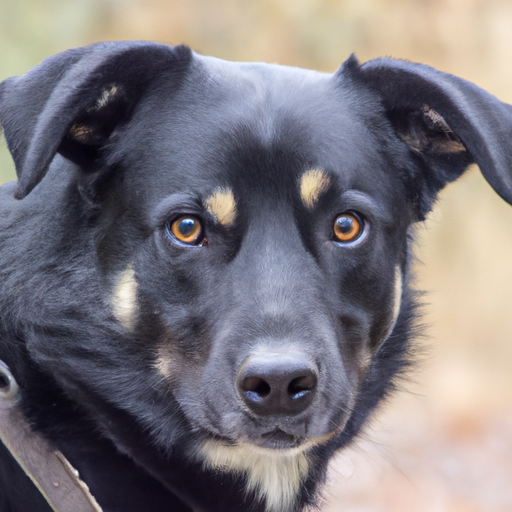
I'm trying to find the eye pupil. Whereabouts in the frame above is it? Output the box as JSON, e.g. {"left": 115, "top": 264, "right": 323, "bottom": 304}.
{"left": 169, "top": 216, "right": 203, "bottom": 245}
{"left": 333, "top": 213, "right": 363, "bottom": 243}
{"left": 177, "top": 218, "right": 197, "bottom": 237}
{"left": 336, "top": 216, "right": 354, "bottom": 234}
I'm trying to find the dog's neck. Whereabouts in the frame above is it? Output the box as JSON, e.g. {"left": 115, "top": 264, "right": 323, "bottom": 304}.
{"left": 0, "top": 373, "right": 102, "bottom": 512}
{"left": 0, "top": 357, "right": 196, "bottom": 512}
{"left": 0, "top": 357, "right": 276, "bottom": 512}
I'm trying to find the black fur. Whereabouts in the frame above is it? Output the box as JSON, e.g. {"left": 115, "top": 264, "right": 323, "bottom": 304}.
{"left": 0, "top": 42, "right": 511, "bottom": 512}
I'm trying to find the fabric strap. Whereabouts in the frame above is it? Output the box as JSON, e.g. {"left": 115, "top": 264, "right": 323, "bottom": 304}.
{"left": 0, "top": 403, "right": 103, "bottom": 512}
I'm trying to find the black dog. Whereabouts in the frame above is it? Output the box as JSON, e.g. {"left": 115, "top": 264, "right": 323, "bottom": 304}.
{"left": 0, "top": 41, "right": 511, "bottom": 512}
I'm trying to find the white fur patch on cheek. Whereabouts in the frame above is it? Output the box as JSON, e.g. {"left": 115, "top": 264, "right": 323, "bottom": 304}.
{"left": 382, "top": 265, "right": 403, "bottom": 342}
{"left": 393, "top": 266, "right": 403, "bottom": 321}
{"left": 153, "top": 346, "right": 178, "bottom": 382}
{"left": 111, "top": 265, "right": 138, "bottom": 330}
{"left": 196, "top": 440, "right": 310, "bottom": 512}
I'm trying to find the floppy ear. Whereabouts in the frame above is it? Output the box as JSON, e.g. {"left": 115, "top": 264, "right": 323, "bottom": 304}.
{"left": 0, "top": 41, "right": 191, "bottom": 199}
{"left": 346, "top": 56, "right": 512, "bottom": 219}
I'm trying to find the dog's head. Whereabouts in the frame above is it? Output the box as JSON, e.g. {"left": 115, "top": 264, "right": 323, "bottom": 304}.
{"left": 1, "top": 42, "right": 511, "bottom": 511}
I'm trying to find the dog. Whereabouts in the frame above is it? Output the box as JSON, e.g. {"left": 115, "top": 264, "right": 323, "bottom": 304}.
{"left": 0, "top": 41, "right": 511, "bottom": 512}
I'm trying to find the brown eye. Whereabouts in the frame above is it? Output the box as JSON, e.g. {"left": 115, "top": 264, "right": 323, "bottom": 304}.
{"left": 333, "top": 212, "right": 364, "bottom": 243}
{"left": 168, "top": 216, "right": 204, "bottom": 245}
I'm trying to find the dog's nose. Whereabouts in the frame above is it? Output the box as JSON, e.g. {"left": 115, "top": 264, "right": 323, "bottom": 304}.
{"left": 237, "top": 353, "right": 318, "bottom": 416}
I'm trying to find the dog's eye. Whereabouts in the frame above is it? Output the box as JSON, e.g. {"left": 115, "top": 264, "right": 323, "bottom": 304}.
{"left": 333, "top": 212, "right": 364, "bottom": 243}
{"left": 167, "top": 216, "right": 204, "bottom": 245}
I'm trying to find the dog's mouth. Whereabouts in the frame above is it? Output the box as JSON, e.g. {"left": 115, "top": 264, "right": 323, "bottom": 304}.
{"left": 196, "top": 427, "right": 307, "bottom": 452}
{"left": 199, "top": 423, "right": 341, "bottom": 453}
{"left": 257, "top": 428, "right": 306, "bottom": 450}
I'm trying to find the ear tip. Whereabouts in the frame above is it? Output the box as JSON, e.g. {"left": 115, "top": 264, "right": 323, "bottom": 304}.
{"left": 345, "top": 53, "right": 360, "bottom": 67}
{"left": 13, "top": 184, "right": 25, "bottom": 200}
{"left": 13, "top": 172, "right": 34, "bottom": 199}
{"left": 335, "top": 54, "right": 360, "bottom": 77}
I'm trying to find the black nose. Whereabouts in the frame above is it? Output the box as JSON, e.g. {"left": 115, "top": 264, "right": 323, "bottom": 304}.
{"left": 237, "top": 353, "right": 318, "bottom": 416}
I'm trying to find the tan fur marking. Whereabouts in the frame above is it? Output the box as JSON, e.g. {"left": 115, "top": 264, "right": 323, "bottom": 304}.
{"left": 382, "top": 266, "right": 402, "bottom": 343}
{"left": 204, "top": 188, "right": 237, "bottom": 226}
{"left": 393, "top": 266, "right": 403, "bottom": 322}
{"left": 68, "top": 85, "right": 121, "bottom": 143}
{"left": 399, "top": 105, "right": 466, "bottom": 154}
{"left": 68, "top": 124, "right": 94, "bottom": 142}
{"left": 154, "top": 356, "right": 171, "bottom": 381}
{"left": 371, "top": 265, "right": 403, "bottom": 352}
{"left": 153, "top": 347, "right": 175, "bottom": 381}
{"left": 92, "top": 85, "right": 120, "bottom": 110}
{"left": 197, "top": 440, "right": 310, "bottom": 512}
{"left": 299, "top": 169, "right": 331, "bottom": 209}
{"left": 195, "top": 430, "right": 338, "bottom": 512}
{"left": 112, "top": 265, "right": 137, "bottom": 330}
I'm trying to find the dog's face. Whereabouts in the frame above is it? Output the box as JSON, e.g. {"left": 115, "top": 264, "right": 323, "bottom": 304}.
{"left": 1, "top": 43, "right": 512, "bottom": 512}
{"left": 110, "top": 59, "right": 410, "bottom": 449}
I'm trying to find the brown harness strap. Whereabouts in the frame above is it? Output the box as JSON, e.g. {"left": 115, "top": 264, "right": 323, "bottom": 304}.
{"left": 0, "top": 361, "right": 102, "bottom": 512}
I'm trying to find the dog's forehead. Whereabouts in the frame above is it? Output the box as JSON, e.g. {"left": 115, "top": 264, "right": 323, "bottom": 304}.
{"left": 194, "top": 53, "right": 333, "bottom": 106}
{"left": 123, "top": 54, "right": 403, "bottom": 208}
{"left": 183, "top": 53, "right": 386, "bottom": 151}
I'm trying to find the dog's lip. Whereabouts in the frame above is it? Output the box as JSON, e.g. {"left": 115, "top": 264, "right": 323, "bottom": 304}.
{"left": 201, "top": 429, "right": 308, "bottom": 451}
{"left": 198, "top": 421, "right": 344, "bottom": 452}
{"left": 256, "top": 429, "right": 306, "bottom": 449}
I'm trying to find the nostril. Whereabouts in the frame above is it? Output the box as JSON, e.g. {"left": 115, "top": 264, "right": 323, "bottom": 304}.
{"left": 287, "top": 373, "right": 317, "bottom": 399}
{"left": 237, "top": 352, "right": 319, "bottom": 415}
{"left": 242, "top": 376, "right": 271, "bottom": 401}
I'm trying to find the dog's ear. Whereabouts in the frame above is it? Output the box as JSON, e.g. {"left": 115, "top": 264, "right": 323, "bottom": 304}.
{"left": 0, "top": 41, "right": 191, "bottom": 199}
{"left": 344, "top": 56, "right": 512, "bottom": 219}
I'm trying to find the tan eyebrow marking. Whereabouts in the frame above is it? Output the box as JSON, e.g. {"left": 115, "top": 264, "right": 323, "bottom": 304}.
{"left": 299, "top": 169, "right": 331, "bottom": 209}
{"left": 204, "top": 188, "right": 237, "bottom": 226}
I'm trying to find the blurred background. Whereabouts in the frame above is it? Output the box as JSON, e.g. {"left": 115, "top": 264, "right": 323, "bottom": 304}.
{"left": 1, "top": 1, "right": 511, "bottom": 510}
